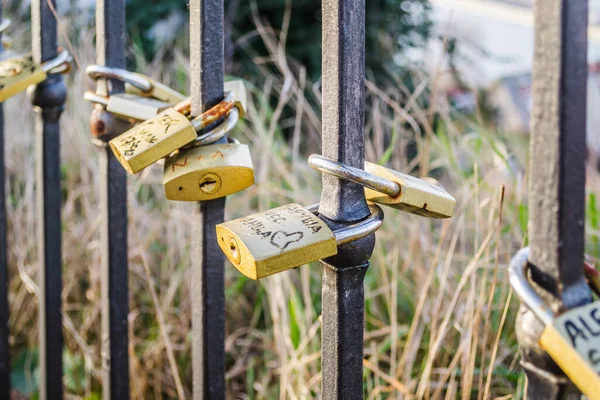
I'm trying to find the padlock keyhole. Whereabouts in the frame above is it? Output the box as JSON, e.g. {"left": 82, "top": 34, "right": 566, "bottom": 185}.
{"left": 198, "top": 172, "right": 222, "bottom": 194}
{"left": 229, "top": 237, "right": 241, "bottom": 264}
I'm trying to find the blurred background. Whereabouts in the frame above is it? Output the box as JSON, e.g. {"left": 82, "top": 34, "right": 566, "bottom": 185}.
{"left": 3, "top": 0, "right": 600, "bottom": 398}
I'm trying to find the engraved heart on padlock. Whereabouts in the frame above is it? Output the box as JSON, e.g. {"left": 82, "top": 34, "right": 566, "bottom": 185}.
{"left": 270, "top": 231, "right": 304, "bottom": 252}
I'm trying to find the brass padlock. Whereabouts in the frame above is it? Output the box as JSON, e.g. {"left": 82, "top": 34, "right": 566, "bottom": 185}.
{"left": 308, "top": 155, "right": 455, "bottom": 219}
{"left": 216, "top": 203, "right": 383, "bottom": 279}
{"left": 164, "top": 112, "right": 253, "bottom": 201}
{"left": 363, "top": 162, "right": 455, "bottom": 218}
{"left": 510, "top": 248, "right": 600, "bottom": 400}
{"left": 86, "top": 65, "right": 187, "bottom": 104}
{"left": 110, "top": 81, "right": 247, "bottom": 174}
{"left": 0, "top": 49, "right": 70, "bottom": 102}
{"left": 84, "top": 91, "right": 173, "bottom": 122}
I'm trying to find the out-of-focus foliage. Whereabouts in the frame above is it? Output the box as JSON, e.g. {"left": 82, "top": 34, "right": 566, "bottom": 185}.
{"left": 125, "top": 0, "right": 432, "bottom": 81}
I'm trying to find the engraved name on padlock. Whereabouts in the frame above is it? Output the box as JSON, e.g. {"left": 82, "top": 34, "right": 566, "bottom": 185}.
{"left": 163, "top": 142, "right": 254, "bottom": 202}
{"left": 109, "top": 92, "right": 236, "bottom": 174}
{"left": 547, "top": 302, "right": 600, "bottom": 373}
{"left": 216, "top": 204, "right": 337, "bottom": 279}
{"left": 109, "top": 106, "right": 198, "bottom": 174}
{"left": 364, "top": 162, "right": 455, "bottom": 219}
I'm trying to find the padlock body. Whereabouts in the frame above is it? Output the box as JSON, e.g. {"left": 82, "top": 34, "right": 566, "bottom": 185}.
{"left": 107, "top": 93, "right": 171, "bottom": 122}
{"left": 539, "top": 301, "right": 600, "bottom": 400}
{"left": 0, "top": 54, "right": 46, "bottom": 102}
{"left": 163, "top": 142, "right": 254, "bottom": 201}
{"left": 364, "top": 162, "right": 455, "bottom": 219}
{"left": 216, "top": 204, "right": 337, "bottom": 279}
{"left": 125, "top": 75, "right": 186, "bottom": 105}
{"left": 109, "top": 108, "right": 198, "bottom": 174}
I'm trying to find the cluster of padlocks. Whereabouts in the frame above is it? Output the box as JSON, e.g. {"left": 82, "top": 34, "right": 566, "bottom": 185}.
{"left": 81, "top": 66, "right": 457, "bottom": 279}
{"left": 0, "top": 29, "right": 457, "bottom": 280}
{"left": 83, "top": 67, "right": 255, "bottom": 202}
{"left": 3, "top": 2, "right": 600, "bottom": 398}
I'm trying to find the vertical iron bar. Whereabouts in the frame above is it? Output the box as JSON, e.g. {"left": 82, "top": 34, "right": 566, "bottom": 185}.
{"left": 189, "top": 0, "right": 226, "bottom": 398}
{"left": 95, "top": 1, "right": 130, "bottom": 399}
{"left": 31, "top": 0, "right": 67, "bottom": 399}
{"left": 319, "top": 0, "right": 374, "bottom": 398}
{"left": 0, "top": 2, "right": 9, "bottom": 396}
{"left": 517, "top": 0, "right": 592, "bottom": 397}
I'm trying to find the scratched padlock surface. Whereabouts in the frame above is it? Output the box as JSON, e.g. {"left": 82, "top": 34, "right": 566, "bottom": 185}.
{"left": 216, "top": 204, "right": 337, "bottom": 279}
{"left": 109, "top": 108, "right": 197, "bottom": 174}
{"left": 163, "top": 142, "right": 254, "bottom": 201}
{"left": 364, "top": 162, "right": 455, "bottom": 219}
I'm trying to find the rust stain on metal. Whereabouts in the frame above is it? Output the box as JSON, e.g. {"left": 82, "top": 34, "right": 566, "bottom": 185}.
{"left": 195, "top": 98, "right": 234, "bottom": 129}
{"left": 89, "top": 104, "right": 114, "bottom": 138}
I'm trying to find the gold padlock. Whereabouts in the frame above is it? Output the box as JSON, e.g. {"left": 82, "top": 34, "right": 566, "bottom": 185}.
{"left": 163, "top": 110, "right": 253, "bottom": 201}
{"left": 510, "top": 248, "right": 600, "bottom": 400}
{"left": 308, "top": 155, "right": 456, "bottom": 219}
{"left": 110, "top": 80, "right": 248, "bottom": 174}
{"left": 84, "top": 91, "right": 173, "bottom": 123}
{"left": 0, "top": 49, "right": 70, "bottom": 102}
{"left": 216, "top": 203, "right": 383, "bottom": 279}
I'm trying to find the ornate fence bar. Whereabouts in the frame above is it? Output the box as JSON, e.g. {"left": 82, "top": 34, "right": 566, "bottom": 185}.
{"left": 31, "top": 0, "right": 67, "bottom": 398}
{"left": 189, "top": 0, "right": 227, "bottom": 398}
{"left": 319, "top": 0, "right": 374, "bottom": 398}
{"left": 94, "top": 0, "right": 130, "bottom": 399}
{"left": 515, "top": 0, "right": 592, "bottom": 398}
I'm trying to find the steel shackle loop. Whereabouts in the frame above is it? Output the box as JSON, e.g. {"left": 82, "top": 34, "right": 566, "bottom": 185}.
{"left": 189, "top": 90, "right": 237, "bottom": 132}
{"left": 308, "top": 154, "right": 400, "bottom": 198}
{"left": 43, "top": 49, "right": 72, "bottom": 74}
{"left": 0, "top": 19, "right": 11, "bottom": 35}
{"left": 185, "top": 106, "right": 241, "bottom": 149}
{"left": 86, "top": 65, "right": 153, "bottom": 93}
{"left": 509, "top": 247, "right": 554, "bottom": 325}
{"left": 83, "top": 90, "right": 108, "bottom": 107}
{"left": 306, "top": 202, "right": 384, "bottom": 245}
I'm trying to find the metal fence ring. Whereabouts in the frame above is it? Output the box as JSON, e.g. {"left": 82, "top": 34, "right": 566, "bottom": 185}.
{"left": 86, "top": 65, "right": 153, "bottom": 93}
{"left": 308, "top": 154, "right": 400, "bottom": 198}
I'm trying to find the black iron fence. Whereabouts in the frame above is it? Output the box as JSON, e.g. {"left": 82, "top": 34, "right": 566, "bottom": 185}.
{"left": 0, "top": 0, "right": 597, "bottom": 398}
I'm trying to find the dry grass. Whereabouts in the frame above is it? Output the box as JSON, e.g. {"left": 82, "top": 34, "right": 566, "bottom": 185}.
{"left": 6, "top": 5, "right": 597, "bottom": 400}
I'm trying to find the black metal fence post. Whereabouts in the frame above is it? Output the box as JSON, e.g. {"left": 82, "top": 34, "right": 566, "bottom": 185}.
{"left": 516, "top": 0, "right": 592, "bottom": 397}
{"left": 94, "top": 0, "right": 130, "bottom": 399}
{"left": 319, "top": 0, "right": 374, "bottom": 398}
{"left": 0, "top": 2, "right": 8, "bottom": 397}
{"left": 189, "top": 1, "right": 226, "bottom": 398}
{"left": 31, "top": 0, "right": 67, "bottom": 398}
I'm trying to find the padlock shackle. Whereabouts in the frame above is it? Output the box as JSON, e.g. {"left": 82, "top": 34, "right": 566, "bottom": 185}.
{"left": 509, "top": 247, "right": 554, "bottom": 326}
{"left": 42, "top": 50, "right": 71, "bottom": 74}
{"left": 185, "top": 106, "right": 240, "bottom": 149}
{"left": 83, "top": 90, "right": 108, "bottom": 107}
{"left": 190, "top": 91, "right": 236, "bottom": 132}
{"left": 86, "top": 65, "right": 153, "bottom": 93}
{"left": 306, "top": 203, "right": 384, "bottom": 245}
{"left": 308, "top": 154, "right": 401, "bottom": 198}
{"left": 0, "top": 18, "right": 11, "bottom": 35}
